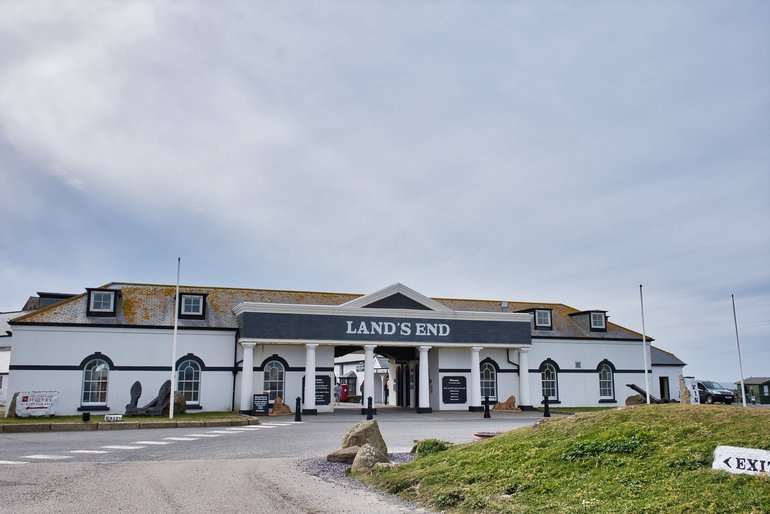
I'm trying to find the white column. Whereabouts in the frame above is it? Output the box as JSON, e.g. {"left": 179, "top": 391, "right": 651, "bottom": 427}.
{"left": 469, "top": 346, "right": 483, "bottom": 411}
{"left": 418, "top": 346, "right": 431, "bottom": 413}
{"left": 304, "top": 343, "right": 318, "bottom": 414}
{"left": 519, "top": 347, "right": 531, "bottom": 409}
{"left": 364, "top": 345, "right": 375, "bottom": 407}
{"left": 388, "top": 361, "right": 397, "bottom": 406}
{"left": 239, "top": 342, "right": 256, "bottom": 414}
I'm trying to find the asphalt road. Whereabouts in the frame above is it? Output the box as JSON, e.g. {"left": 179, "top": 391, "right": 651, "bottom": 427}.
{"left": 0, "top": 407, "right": 545, "bottom": 513}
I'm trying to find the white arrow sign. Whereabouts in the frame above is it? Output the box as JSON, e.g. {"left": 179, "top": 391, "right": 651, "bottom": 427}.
{"left": 712, "top": 445, "right": 770, "bottom": 476}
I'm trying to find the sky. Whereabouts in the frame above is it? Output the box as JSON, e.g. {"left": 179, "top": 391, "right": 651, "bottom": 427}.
{"left": 0, "top": 1, "right": 768, "bottom": 384}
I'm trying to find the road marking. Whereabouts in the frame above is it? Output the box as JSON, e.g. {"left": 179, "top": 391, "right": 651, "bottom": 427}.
{"left": 253, "top": 425, "right": 277, "bottom": 428}
{"left": 101, "top": 445, "right": 144, "bottom": 450}
{"left": 0, "top": 460, "right": 27, "bottom": 465}
{"left": 263, "top": 423, "right": 292, "bottom": 426}
{"left": 226, "top": 427, "right": 263, "bottom": 431}
{"left": 69, "top": 450, "right": 109, "bottom": 454}
{"left": 207, "top": 430, "right": 240, "bottom": 434}
{"left": 23, "top": 455, "right": 72, "bottom": 460}
{"left": 185, "top": 433, "right": 220, "bottom": 437}
{"left": 134, "top": 441, "right": 172, "bottom": 445}
{"left": 163, "top": 437, "right": 198, "bottom": 441}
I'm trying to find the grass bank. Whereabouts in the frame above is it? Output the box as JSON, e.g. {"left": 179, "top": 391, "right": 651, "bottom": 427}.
{"left": 363, "top": 404, "right": 770, "bottom": 513}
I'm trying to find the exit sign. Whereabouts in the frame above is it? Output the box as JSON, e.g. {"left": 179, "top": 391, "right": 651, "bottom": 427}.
{"left": 712, "top": 445, "right": 770, "bottom": 476}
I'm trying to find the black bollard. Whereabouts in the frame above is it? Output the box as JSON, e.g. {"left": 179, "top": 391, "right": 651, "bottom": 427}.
{"left": 366, "top": 396, "right": 374, "bottom": 420}
{"left": 294, "top": 397, "right": 302, "bottom": 422}
{"left": 483, "top": 395, "right": 491, "bottom": 418}
{"left": 82, "top": 412, "right": 90, "bottom": 423}
{"left": 543, "top": 395, "right": 551, "bottom": 418}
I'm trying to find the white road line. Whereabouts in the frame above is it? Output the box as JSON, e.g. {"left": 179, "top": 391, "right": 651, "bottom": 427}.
{"left": 254, "top": 425, "right": 277, "bottom": 428}
{"left": 69, "top": 450, "right": 109, "bottom": 454}
{"left": 263, "top": 423, "right": 292, "bottom": 426}
{"left": 225, "top": 427, "right": 263, "bottom": 431}
{"left": 0, "top": 460, "right": 28, "bottom": 465}
{"left": 101, "top": 445, "right": 145, "bottom": 450}
{"left": 23, "top": 455, "right": 72, "bottom": 460}
{"left": 185, "top": 433, "right": 220, "bottom": 438}
{"left": 134, "top": 441, "right": 172, "bottom": 445}
{"left": 163, "top": 437, "right": 198, "bottom": 441}
{"left": 207, "top": 430, "right": 240, "bottom": 434}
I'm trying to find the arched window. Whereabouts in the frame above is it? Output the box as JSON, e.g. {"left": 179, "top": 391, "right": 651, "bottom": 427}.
{"left": 480, "top": 361, "right": 497, "bottom": 401}
{"left": 82, "top": 358, "right": 109, "bottom": 406}
{"left": 177, "top": 359, "right": 202, "bottom": 405}
{"left": 598, "top": 362, "right": 614, "bottom": 400}
{"left": 264, "top": 360, "right": 285, "bottom": 401}
{"left": 541, "top": 362, "right": 558, "bottom": 402}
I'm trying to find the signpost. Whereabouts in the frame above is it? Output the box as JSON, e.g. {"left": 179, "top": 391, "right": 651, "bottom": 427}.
{"left": 252, "top": 393, "right": 269, "bottom": 415}
{"left": 441, "top": 376, "right": 467, "bottom": 404}
{"left": 16, "top": 391, "right": 60, "bottom": 417}
{"left": 713, "top": 446, "right": 770, "bottom": 476}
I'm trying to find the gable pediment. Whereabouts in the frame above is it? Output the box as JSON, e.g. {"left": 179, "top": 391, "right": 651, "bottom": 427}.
{"left": 340, "top": 283, "right": 452, "bottom": 312}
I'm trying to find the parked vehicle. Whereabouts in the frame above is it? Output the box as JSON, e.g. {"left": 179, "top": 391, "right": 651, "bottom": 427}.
{"left": 696, "top": 381, "right": 735, "bottom": 405}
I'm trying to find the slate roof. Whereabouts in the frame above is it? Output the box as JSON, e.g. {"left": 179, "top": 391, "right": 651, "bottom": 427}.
{"left": 650, "top": 346, "right": 686, "bottom": 367}
{"left": 11, "top": 282, "right": 647, "bottom": 341}
{"left": 741, "top": 377, "right": 770, "bottom": 385}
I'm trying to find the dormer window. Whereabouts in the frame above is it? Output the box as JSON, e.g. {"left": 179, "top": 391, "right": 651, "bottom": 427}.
{"left": 534, "top": 309, "right": 552, "bottom": 329}
{"left": 86, "top": 289, "right": 117, "bottom": 317}
{"left": 179, "top": 293, "right": 206, "bottom": 319}
{"left": 590, "top": 312, "right": 606, "bottom": 331}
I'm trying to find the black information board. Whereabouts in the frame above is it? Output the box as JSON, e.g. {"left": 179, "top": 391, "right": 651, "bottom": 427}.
{"left": 442, "top": 376, "right": 467, "bottom": 404}
{"left": 302, "top": 375, "right": 332, "bottom": 406}
{"left": 252, "top": 393, "right": 270, "bottom": 415}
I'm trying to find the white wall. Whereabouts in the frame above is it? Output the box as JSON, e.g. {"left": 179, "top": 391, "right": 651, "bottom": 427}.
{"left": 9, "top": 325, "right": 236, "bottom": 415}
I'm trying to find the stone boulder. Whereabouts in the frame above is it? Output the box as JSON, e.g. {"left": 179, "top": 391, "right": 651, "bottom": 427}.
{"left": 326, "top": 446, "right": 360, "bottom": 464}
{"left": 173, "top": 391, "right": 187, "bottom": 414}
{"left": 625, "top": 394, "right": 645, "bottom": 405}
{"left": 492, "top": 395, "right": 521, "bottom": 412}
{"left": 270, "top": 396, "right": 292, "bottom": 416}
{"left": 351, "top": 443, "right": 389, "bottom": 473}
{"left": 341, "top": 419, "right": 388, "bottom": 455}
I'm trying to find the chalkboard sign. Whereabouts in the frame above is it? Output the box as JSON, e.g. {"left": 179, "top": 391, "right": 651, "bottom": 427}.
{"left": 302, "top": 375, "right": 332, "bottom": 406}
{"left": 252, "top": 393, "right": 269, "bottom": 415}
{"left": 442, "top": 376, "right": 467, "bottom": 404}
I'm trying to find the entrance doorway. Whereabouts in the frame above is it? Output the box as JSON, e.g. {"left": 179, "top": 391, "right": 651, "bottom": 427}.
{"left": 659, "top": 377, "right": 670, "bottom": 401}
{"left": 397, "top": 363, "right": 411, "bottom": 407}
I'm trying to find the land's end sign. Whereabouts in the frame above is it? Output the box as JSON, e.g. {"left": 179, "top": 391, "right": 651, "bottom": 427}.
{"left": 712, "top": 445, "right": 770, "bottom": 476}
{"left": 16, "top": 391, "right": 60, "bottom": 417}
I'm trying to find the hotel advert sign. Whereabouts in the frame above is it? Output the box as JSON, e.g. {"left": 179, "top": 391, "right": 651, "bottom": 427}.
{"left": 239, "top": 312, "right": 531, "bottom": 345}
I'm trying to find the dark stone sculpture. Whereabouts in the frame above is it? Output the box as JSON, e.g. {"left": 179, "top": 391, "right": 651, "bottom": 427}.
{"left": 124, "top": 380, "right": 173, "bottom": 416}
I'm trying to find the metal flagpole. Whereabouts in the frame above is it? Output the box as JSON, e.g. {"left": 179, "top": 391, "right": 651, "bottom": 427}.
{"left": 169, "top": 258, "right": 180, "bottom": 419}
{"left": 732, "top": 294, "right": 747, "bottom": 407}
{"left": 639, "top": 285, "right": 651, "bottom": 404}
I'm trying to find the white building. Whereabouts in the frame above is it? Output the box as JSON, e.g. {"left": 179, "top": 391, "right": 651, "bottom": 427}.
{"left": 7, "top": 282, "right": 685, "bottom": 415}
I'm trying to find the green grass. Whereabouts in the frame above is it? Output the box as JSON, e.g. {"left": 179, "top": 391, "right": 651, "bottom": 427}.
{"left": 362, "top": 404, "right": 770, "bottom": 513}
{"left": 0, "top": 411, "right": 249, "bottom": 424}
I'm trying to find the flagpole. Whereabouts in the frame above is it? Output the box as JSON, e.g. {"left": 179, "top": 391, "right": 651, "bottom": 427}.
{"left": 639, "top": 284, "right": 651, "bottom": 404}
{"left": 732, "top": 294, "right": 747, "bottom": 407}
{"left": 169, "top": 257, "right": 180, "bottom": 419}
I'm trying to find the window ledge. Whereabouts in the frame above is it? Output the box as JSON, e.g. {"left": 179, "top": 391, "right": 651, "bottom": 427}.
{"left": 598, "top": 399, "right": 617, "bottom": 403}
{"left": 185, "top": 404, "right": 203, "bottom": 410}
{"left": 78, "top": 405, "right": 109, "bottom": 412}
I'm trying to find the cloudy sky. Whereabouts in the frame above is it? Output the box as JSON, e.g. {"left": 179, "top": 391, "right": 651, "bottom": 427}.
{"left": 1, "top": 1, "right": 768, "bottom": 383}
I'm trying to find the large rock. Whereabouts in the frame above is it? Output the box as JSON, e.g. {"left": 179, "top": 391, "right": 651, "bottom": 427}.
{"left": 326, "top": 446, "right": 360, "bottom": 464}
{"left": 173, "top": 391, "right": 187, "bottom": 414}
{"left": 341, "top": 419, "right": 387, "bottom": 455}
{"left": 625, "top": 394, "right": 645, "bottom": 405}
{"left": 351, "top": 443, "right": 389, "bottom": 473}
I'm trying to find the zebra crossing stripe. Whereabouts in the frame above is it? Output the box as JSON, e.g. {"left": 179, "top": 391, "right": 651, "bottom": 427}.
{"left": 225, "top": 427, "right": 263, "bottom": 431}
{"left": 207, "top": 430, "right": 239, "bottom": 434}
{"left": 134, "top": 441, "right": 172, "bottom": 445}
{"left": 101, "top": 445, "right": 144, "bottom": 450}
{"left": 69, "top": 450, "right": 109, "bottom": 454}
{"left": 163, "top": 437, "right": 198, "bottom": 441}
{"left": 23, "top": 455, "right": 72, "bottom": 460}
{"left": 0, "top": 460, "right": 27, "bottom": 465}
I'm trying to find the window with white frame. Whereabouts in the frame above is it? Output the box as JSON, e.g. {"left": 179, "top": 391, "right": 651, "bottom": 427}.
{"left": 535, "top": 309, "right": 552, "bottom": 329}
{"left": 177, "top": 359, "right": 201, "bottom": 404}
{"left": 82, "top": 358, "right": 109, "bottom": 405}
{"left": 590, "top": 312, "right": 606, "bottom": 330}
{"left": 180, "top": 294, "right": 204, "bottom": 316}
{"left": 264, "top": 360, "right": 285, "bottom": 402}
{"left": 599, "top": 363, "right": 614, "bottom": 399}
{"left": 541, "top": 363, "right": 558, "bottom": 401}
{"left": 480, "top": 362, "right": 497, "bottom": 400}
{"left": 88, "top": 290, "right": 116, "bottom": 315}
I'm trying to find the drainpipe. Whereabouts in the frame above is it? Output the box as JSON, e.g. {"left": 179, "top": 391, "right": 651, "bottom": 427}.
{"left": 231, "top": 329, "right": 240, "bottom": 412}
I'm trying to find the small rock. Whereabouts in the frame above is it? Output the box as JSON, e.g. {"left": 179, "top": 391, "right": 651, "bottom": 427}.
{"left": 326, "top": 446, "right": 360, "bottom": 463}
{"left": 351, "top": 443, "right": 389, "bottom": 473}
{"left": 341, "top": 419, "right": 388, "bottom": 455}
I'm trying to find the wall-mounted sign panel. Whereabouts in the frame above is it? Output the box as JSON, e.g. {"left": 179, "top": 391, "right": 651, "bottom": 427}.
{"left": 239, "top": 312, "right": 531, "bottom": 345}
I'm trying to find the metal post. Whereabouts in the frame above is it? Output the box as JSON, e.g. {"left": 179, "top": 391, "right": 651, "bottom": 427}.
{"left": 294, "top": 397, "right": 302, "bottom": 422}
{"left": 732, "top": 294, "right": 747, "bottom": 407}
{"left": 639, "top": 285, "right": 651, "bottom": 405}
{"left": 543, "top": 395, "right": 551, "bottom": 417}
{"left": 483, "top": 395, "right": 491, "bottom": 418}
{"left": 366, "top": 396, "right": 374, "bottom": 420}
